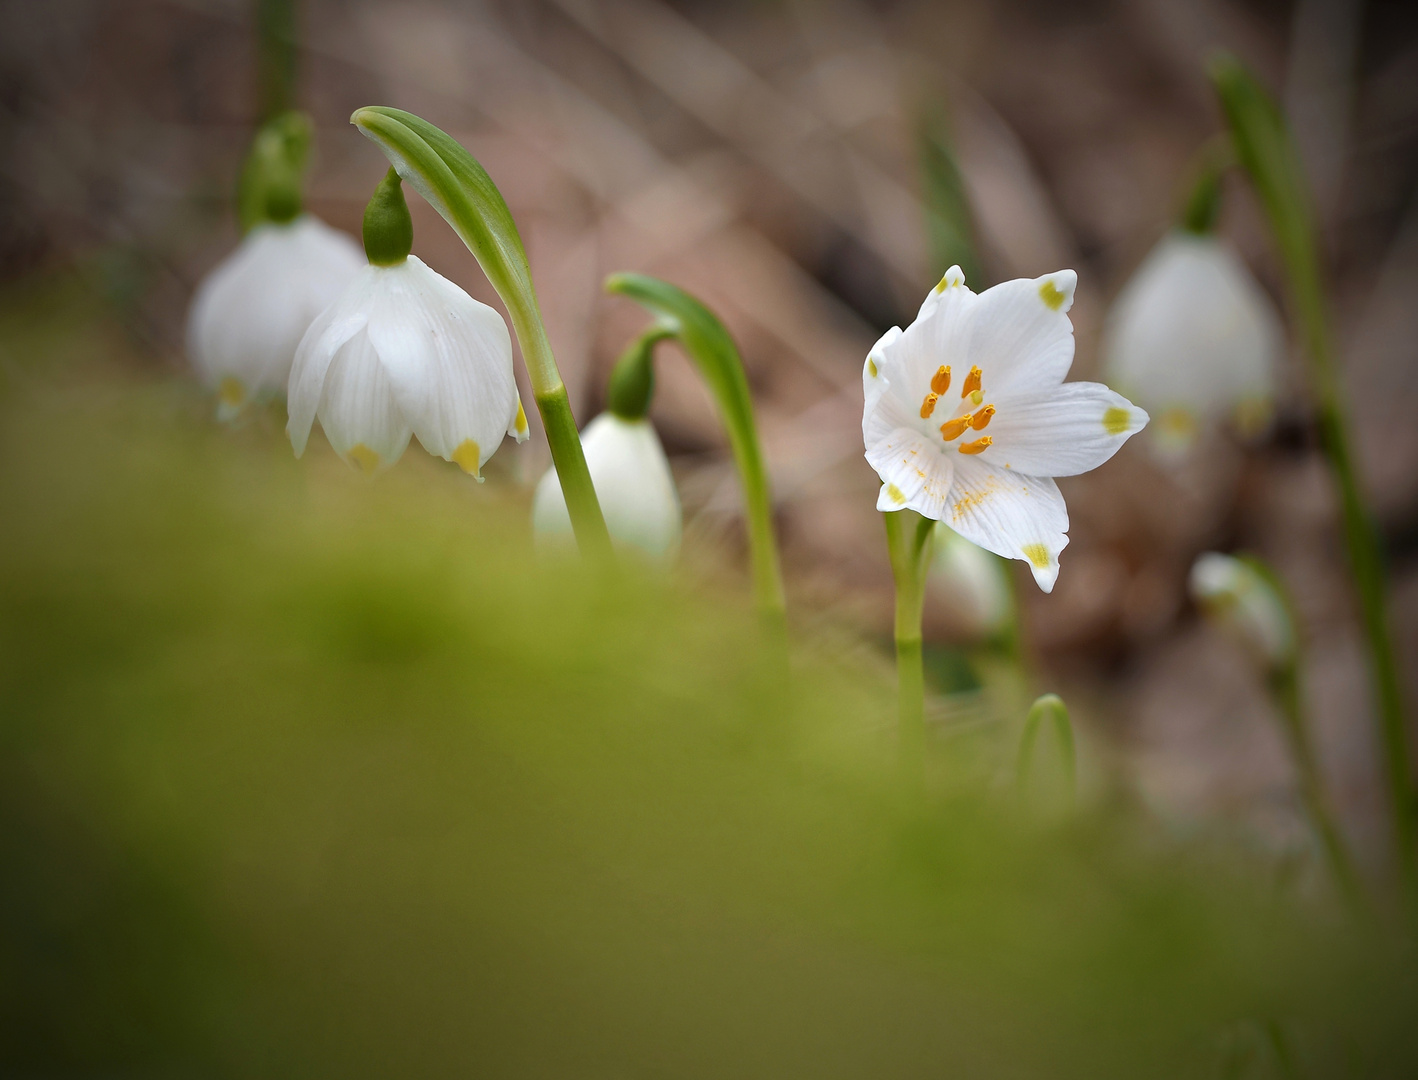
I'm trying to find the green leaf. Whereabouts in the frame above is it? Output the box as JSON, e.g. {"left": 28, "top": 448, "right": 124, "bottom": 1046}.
{"left": 605, "top": 273, "right": 785, "bottom": 618}
{"left": 917, "top": 106, "right": 982, "bottom": 287}
{"left": 1017, "top": 693, "right": 1075, "bottom": 801}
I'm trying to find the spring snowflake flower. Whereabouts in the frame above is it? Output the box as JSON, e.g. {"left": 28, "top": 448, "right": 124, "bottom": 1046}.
{"left": 930, "top": 524, "right": 1012, "bottom": 639}
{"left": 862, "top": 266, "right": 1147, "bottom": 592}
{"left": 1189, "top": 552, "right": 1294, "bottom": 670}
{"left": 287, "top": 254, "right": 528, "bottom": 476}
{"left": 1102, "top": 232, "right": 1281, "bottom": 455}
{"left": 187, "top": 215, "right": 364, "bottom": 419}
{"left": 532, "top": 413, "right": 682, "bottom": 560}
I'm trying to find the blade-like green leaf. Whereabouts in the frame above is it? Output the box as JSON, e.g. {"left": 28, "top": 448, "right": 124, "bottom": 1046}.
{"left": 917, "top": 106, "right": 982, "bottom": 287}
{"left": 605, "top": 273, "right": 785, "bottom": 619}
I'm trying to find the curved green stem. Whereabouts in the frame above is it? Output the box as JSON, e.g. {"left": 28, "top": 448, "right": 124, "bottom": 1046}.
{"left": 604, "top": 273, "right": 785, "bottom": 620}
{"left": 1212, "top": 54, "right": 1414, "bottom": 900}
{"left": 885, "top": 510, "right": 935, "bottom": 775}
{"left": 1017, "top": 693, "right": 1076, "bottom": 799}
{"left": 352, "top": 106, "right": 610, "bottom": 557}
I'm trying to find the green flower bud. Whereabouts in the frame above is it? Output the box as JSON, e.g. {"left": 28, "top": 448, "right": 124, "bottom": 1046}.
{"left": 363, "top": 168, "right": 413, "bottom": 266}
{"left": 606, "top": 327, "right": 673, "bottom": 421}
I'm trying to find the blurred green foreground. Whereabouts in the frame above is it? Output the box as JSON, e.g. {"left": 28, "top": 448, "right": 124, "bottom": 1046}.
{"left": 1, "top": 276, "right": 1415, "bottom": 1077}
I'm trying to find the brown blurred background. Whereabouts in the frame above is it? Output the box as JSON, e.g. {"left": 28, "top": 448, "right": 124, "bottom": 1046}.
{"left": 2, "top": 0, "right": 1416, "bottom": 866}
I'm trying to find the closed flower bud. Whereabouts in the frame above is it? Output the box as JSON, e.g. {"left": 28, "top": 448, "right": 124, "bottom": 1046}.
{"left": 930, "top": 524, "right": 1012, "bottom": 639}
{"left": 1103, "top": 232, "right": 1282, "bottom": 456}
{"left": 532, "top": 413, "right": 682, "bottom": 561}
{"left": 1189, "top": 552, "right": 1295, "bottom": 669}
{"left": 187, "top": 215, "right": 363, "bottom": 419}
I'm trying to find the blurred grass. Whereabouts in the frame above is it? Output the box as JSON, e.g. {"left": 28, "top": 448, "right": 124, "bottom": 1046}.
{"left": 1, "top": 274, "right": 1415, "bottom": 1077}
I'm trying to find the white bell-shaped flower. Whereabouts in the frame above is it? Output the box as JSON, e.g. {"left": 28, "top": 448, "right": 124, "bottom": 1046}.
{"left": 1102, "top": 232, "right": 1282, "bottom": 455}
{"left": 187, "top": 215, "right": 363, "bottom": 419}
{"left": 1189, "top": 552, "right": 1295, "bottom": 670}
{"left": 532, "top": 413, "right": 682, "bottom": 560}
{"left": 863, "top": 266, "right": 1147, "bottom": 592}
{"left": 287, "top": 254, "right": 528, "bottom": 475}
{"left": 930, "top": 524, "right": 1012, "bottom": 639}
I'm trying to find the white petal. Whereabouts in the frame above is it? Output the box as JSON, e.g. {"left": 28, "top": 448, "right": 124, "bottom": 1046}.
{"left": 533, "top": 414, "right": 682, "bottom": 560}
{"left": 865, "top": 428, "right": 955, "bottom": 517}
{"left": 1189, "top": 552, "right": 1294, "bottom": 666}
{"left": 980, "top": 382, "right": 1148, "bottom": 477}
{"left": 186, "top": 216, "right": 363, "bottom": 407}
{"left": 914, "top": 264, "right": 971, "bottom": 321}
{"left": 886, "top": 273, "right": 978, "bottom": 402}
{"left": 286, "top": 270, "right": 381, "bottom": 457}
{"left": 315, "top": 328, "right": 412, "bottom": 473}
{"left": 1103, "top": 233, "right": 1280, "bottom": 425}
{"left": 942, "top": 457, "right": 1069, "bottom": 592}
{"left": 363, "top": 257, "right": 518, "bottom": 477}
{"left": 965, "top": 269, "right": 1077, "bottom": 398}
{"left": 862, "top": 325, "right": 901, "bottom": 419}
{"left": 507, "top": 395, "right": 530, "bottom": 443}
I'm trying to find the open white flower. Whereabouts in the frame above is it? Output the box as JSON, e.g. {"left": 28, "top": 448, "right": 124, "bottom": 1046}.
{"left": 287, "top": 254, "right": 528, "bottom": 476}
{"left": 930, "top": 524, "right": 1012, "bottom": 639}
{"left": 1103, "top": 232, "right": 1281, "bottom": 455}
{"left": 532, "top": 413, "right": 682, "bottom": 560}
{"left": 862, "top": 266, "right": 1147, "bottom": 592}
{"left": 1189, "top": 552, "right": 1294, "bottom": 670}
{"left": 187, "top": 215, "right": 363, "bottom": 419}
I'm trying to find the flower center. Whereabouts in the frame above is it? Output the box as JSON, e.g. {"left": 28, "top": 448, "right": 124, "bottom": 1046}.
{"left": 919, "top": 364, "right": 994, "bottom": 455}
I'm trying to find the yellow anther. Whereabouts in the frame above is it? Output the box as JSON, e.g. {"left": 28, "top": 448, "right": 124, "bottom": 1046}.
{"left": 919, "top": 392, "right": 940, "bottom": 419}
{"left": 960, "top": 365, "right": 982, "bottom": 398}
{"left": 958, "top": 435, "right": 992, "bottom": 455}
{"left": 939, "top": 415, "right": 971, "bottom": 442}
{"left": 970, "top": 404, "right": 995, "bottom": 430}
{"left": 451, "top": 438, "right": 482, "bottom": 476}
{"left": 347, "top": 444, "right": 380, "bottom": 474}
{"left": 930, "top": 365, "right": 952, "bottom": 395}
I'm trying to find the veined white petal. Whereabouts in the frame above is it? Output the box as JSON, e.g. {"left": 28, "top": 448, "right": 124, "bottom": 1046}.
{"left": 315, "top": 328, "right": 412, "bottom": 473}
{"left": 287, "top": 270, "right": 382, "bottom": 457}
{"left": 981, "top": 382, "right": 1148, "bottom": 477}
{"left": 532, "top": 414, "right": 682, "bottom": 560}
{"left": 889, "top": 270, "right": 977, "bottom": 397}
{"left": 1103, "top": 233, "right": 1280, "bottom": 451}
{"left": 866, "top": 428, "right": 954, "bottom": 515}
{"left": 964, "top": 270, "right": 1077, "bottom": 398}
{"left": 915, "top": 264, "right": 971, "bottom": 322}
{"left": 862, "top": 325, "right": 901, "bottom": 418}
{"left": 362, "top": 257, "right": 518, "bottom": 477}
{"left": 942, "top": 457, "right": 1069, "bottom": 592}
{"left": 186, "top": 216, "right": 363, "bottom": 410}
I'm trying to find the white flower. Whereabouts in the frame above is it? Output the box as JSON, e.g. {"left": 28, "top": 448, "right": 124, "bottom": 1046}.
{"left": 862, "top": 265, "right": 1147, "bottom": 592}
{"left": 187, "top": 215, "right": 364, "bottom": 418}
{"left": 286, "top": 254, "right": 528, "bottom": 475}
{"left": 1102, "top": 232, "right": 1281, "bottom": 455}
{"left": 1189, "top": 552, "right": 1294, "bottom": 669}
{"left": 531, "top": 413, "right": 681, "bottom": 560}
{"left": 930, "top": 524, "right": 1012, "bottom": 639}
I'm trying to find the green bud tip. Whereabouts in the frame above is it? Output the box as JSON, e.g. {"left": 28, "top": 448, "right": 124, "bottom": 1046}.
{"left": 363, "top": 167, "right": 413, "bottom": 266}
{"left": 607, "top": 327, "right": 672, "bottom": 420}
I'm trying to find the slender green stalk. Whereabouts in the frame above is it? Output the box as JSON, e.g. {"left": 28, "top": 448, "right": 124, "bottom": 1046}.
{"left": 884, "top": 510, "right": 935, "bottom": 773}
{"left": 604, "top": 273, "right": 785, "bottom": 620}
{"left": 1211, "top": 55, "right": 1413, "bottom": 897}
{"left": 256, "top": 0, "right": 298, "bottom": 121}
{"left": 351, "top": 107, "right": 609, "bottom": 556}
{"left": 917, "top": 104, "right": 982, "bottom": 286}
{"left": 1017, "top": 693, "right": 1076, "bottom": 800}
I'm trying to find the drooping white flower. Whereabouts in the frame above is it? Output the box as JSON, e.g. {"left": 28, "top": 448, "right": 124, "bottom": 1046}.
{"left": 1189, "top": 552, "right": 1295, "bottom": 669}
{"left": 930, "top": 524, "right": 1013, "bottom": 639}
{"left": 287, "top": 254, "right": 528, "bottom": 476}
{"left": 1102, "top": 232, "right": 1282, "bottom": 455}
{"left": 862, "top": 265, "right": 1147, "bottom": 592}
{"left": 187, "top": 215, "right": 363, "bottom": 419}
{"left": 532, "top": 413, "right": 681, "bottom": 560}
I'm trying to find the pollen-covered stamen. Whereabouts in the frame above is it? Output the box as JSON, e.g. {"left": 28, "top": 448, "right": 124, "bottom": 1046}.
{"left": 961, "top": 365, "right": 982, "bottom": 399}
{"left": 939, "top": 415, "right": 971, "bottom": 441}
{"left": 970, "top": 404, "right": 995, "bottom": 430}
{"left": 920, "top": 392, "right": 940, "bottom": 419}
{"left": 958, "top": 435, "right": 992, "bottom": 455}
{"left": 930, "top": 365, "right": 952, "bottom": 395}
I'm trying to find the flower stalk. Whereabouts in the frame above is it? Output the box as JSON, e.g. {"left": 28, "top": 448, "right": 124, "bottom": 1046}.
{"left": 604, "top": 273, "right": 786, "bottom": 620}
{"left": 351, "top": 106, "right": 610, "bottom": 556}
{"left": 1016, "top": 693, "right": 1076, "bottom": 800}
{"left": 1211, "top": 55, "right": 1413, "bottom": 898}
{"left": 884, "top": 509, "right": 936, "bottom": 773}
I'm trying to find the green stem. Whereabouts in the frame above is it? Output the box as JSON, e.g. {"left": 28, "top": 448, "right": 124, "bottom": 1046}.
{"left": 351, "top": 107, "right": 609, "bottom": 557}
{"left": 1271, "top": 663, "right": 1362, "bottom": 904}
{"left": 1212, "top": 55, "right": 1414, "bottom": 899}
{"left": 256, "top": 0, "right": 298, "bottom": 121}
{"left": 885, "top": 510, "right": 935, "bottom": 773}
{"left": 1017, "top": 693, "right": 1076, "bottom": 798}
{"left": 604, "top": 273, "right": 786, "bottom": 619}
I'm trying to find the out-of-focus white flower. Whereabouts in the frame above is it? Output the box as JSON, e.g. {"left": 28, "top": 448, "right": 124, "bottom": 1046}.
{"left": 1102, "top": 232, "right": 1282, "bottom": 455}
{"left": 187, "top": 215, "right": 363, "bottom": 419}
{"left": 862, "top": 265, "right": 1147, "bottom": 592}
{"left": 532, "top": 413, "right": 681, "bottom": 560}
{"left": 287, "top": 254, "right": 528, "bottom": 476}
{"left": 1189, "top": 552, "right": 1295, "bottom": 669}
{"left": 930, "top": 524, "right": 1013, "bottom": 639}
